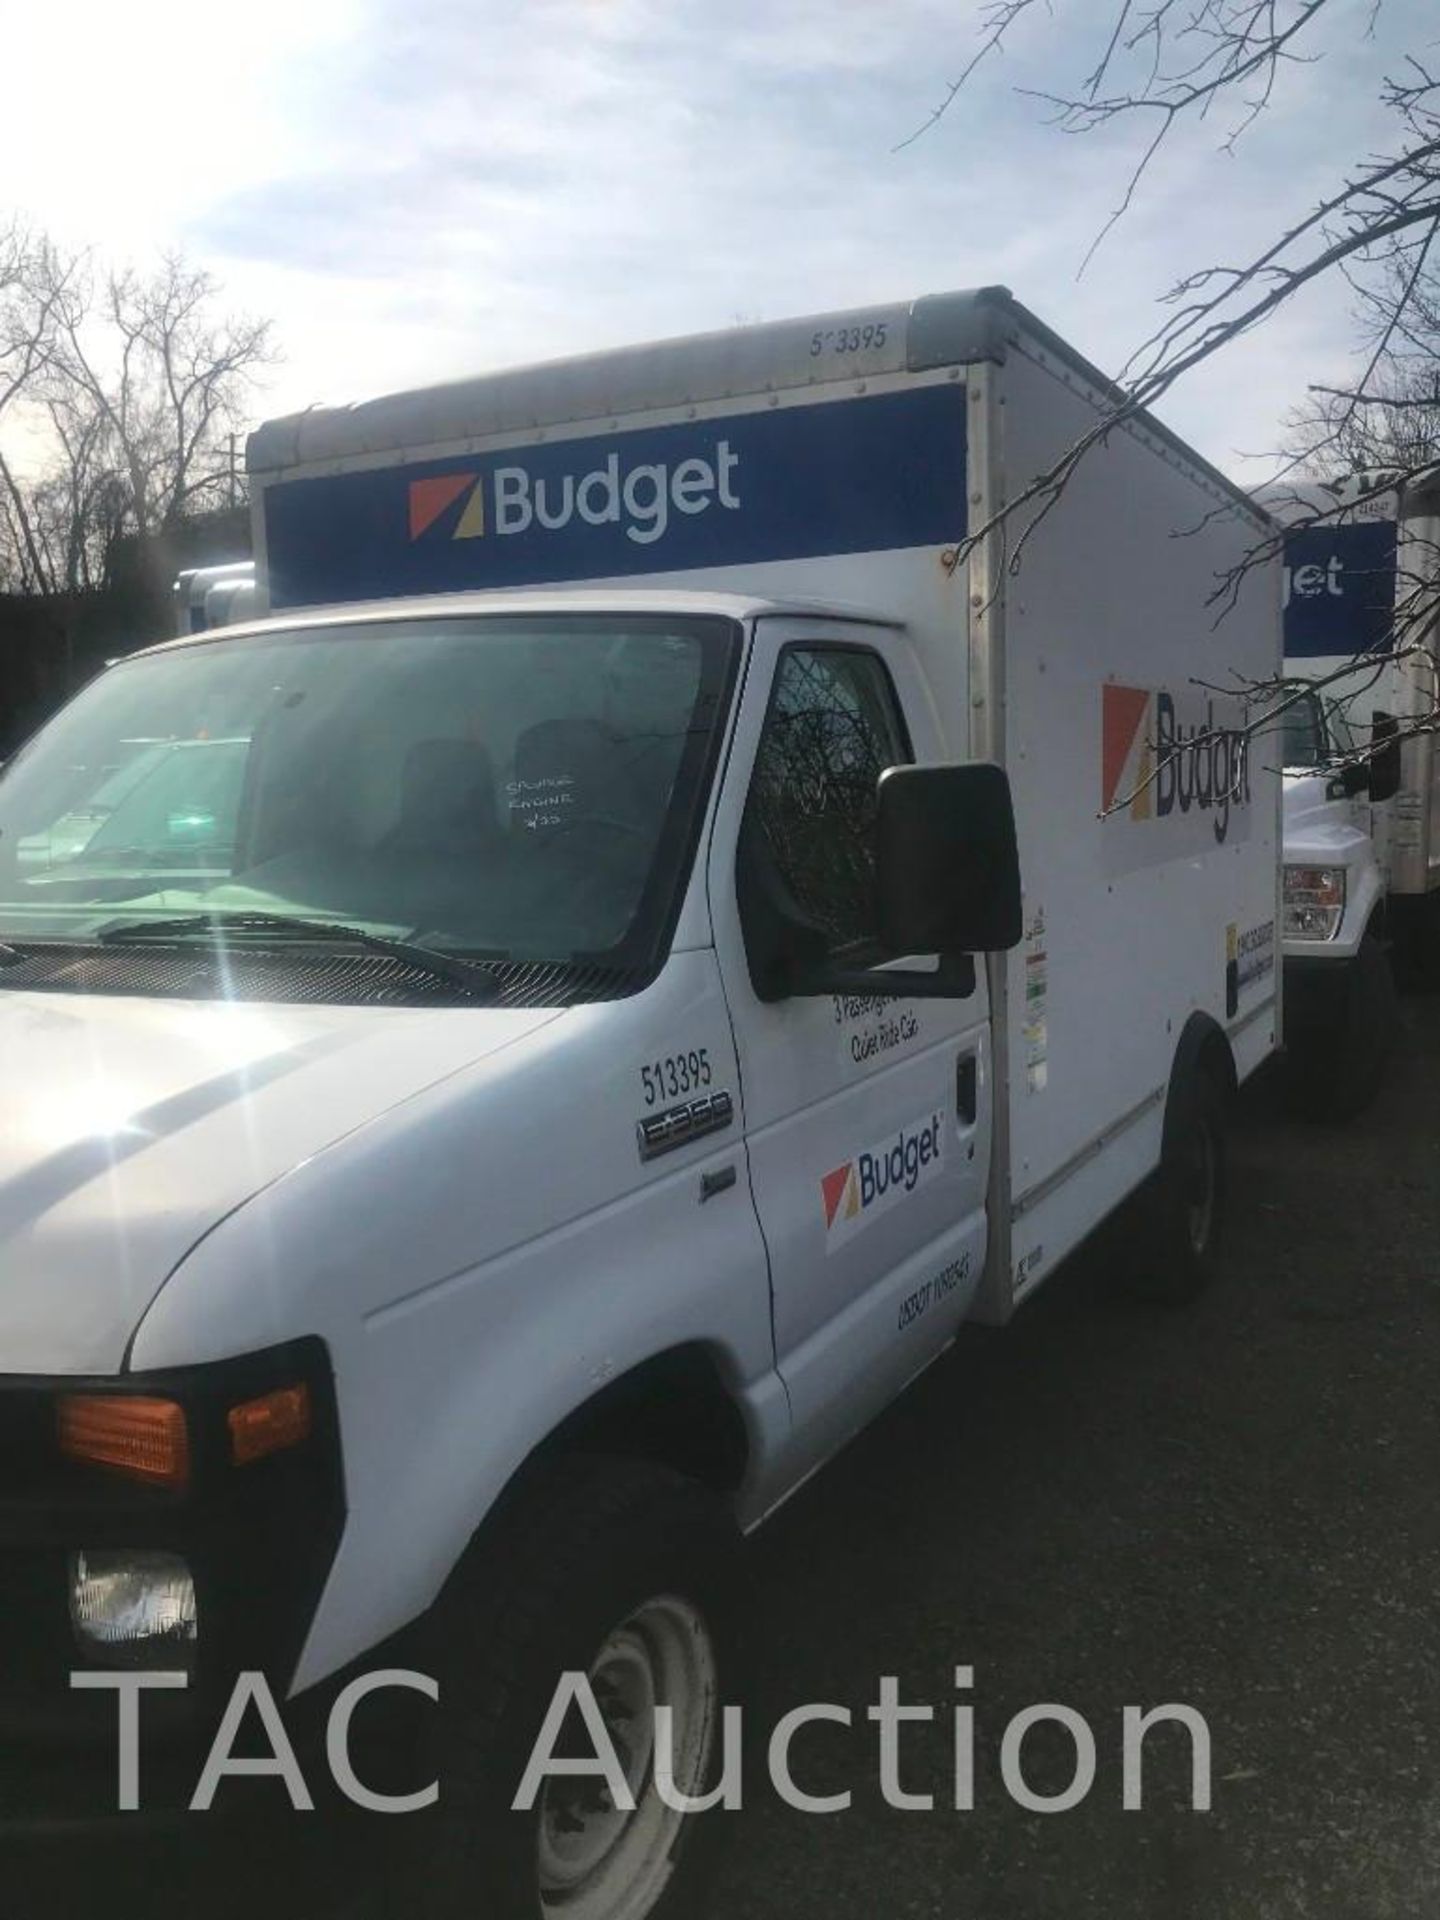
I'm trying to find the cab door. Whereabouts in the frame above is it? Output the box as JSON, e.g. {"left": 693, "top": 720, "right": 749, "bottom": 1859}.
{"left": 707, "top": 615, "right": 992, "bottom": 1470}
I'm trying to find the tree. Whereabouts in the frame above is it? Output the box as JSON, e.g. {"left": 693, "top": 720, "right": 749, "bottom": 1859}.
{"left": 0, "top": 240, "right": 272, "bottom": 598}
{"left": 44, "top": 252, "right": 272, "bottom": 547}
{"left": 0, "top": 223, "right": 79, "bottom": 592}
{"left": 1284, "top": 258, "right": 1440, "bottom": 477}
{"left": 908, "top": 4, "right": 1440, "bottom": 788}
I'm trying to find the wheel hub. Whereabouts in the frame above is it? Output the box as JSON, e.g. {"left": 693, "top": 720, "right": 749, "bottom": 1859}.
{"left": 1185, "top": 1117, "right": 1216, "bottom": 1256}
{"left": 536, "top": 1594, "right": 718, "bottom": 1920}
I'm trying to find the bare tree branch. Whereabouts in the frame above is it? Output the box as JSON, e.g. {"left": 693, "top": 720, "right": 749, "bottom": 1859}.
{"left": 898, "top": 10, "right": 1440, "bottom": 789}
{"left": 3, "top": 241, "right": 275, "bottom": 594}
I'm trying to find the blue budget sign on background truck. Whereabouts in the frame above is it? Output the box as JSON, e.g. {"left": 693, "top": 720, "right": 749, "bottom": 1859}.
{"left": 0, "top": 288, "right": 1279, "bottom": 1920}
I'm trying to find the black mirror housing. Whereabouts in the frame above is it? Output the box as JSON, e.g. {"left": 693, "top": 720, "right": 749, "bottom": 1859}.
{"left": 876, "top": 762, "right": 1023, "bottom": 956}
{"left": 1368, "top": 711, "right": 1402, "bottom": 806}
{"left": 1327, "top": 761, "right": 1371, "bottom": 800}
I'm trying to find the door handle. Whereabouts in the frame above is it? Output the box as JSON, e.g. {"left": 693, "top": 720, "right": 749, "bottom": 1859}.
{"left": 956, "top": 1053, "right": 978, "bottom": 1127}
{"left": 700, "top": 1165, "right": 738, "bottom": 1203}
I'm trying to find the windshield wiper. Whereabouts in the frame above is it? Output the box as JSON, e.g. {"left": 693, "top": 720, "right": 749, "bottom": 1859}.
{"left": 96, "top": 911, "right": 503, "bottom": 1000}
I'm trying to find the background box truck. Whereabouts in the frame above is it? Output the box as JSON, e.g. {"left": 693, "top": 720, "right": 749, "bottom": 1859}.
{"left": 0, "top": 288, "right": 1278, "bottom": 1918}
{"left": 173, "top": 561, "right": 259, "bottom": 635}
{"left": 1264, "top": 469, "right": 1440, "bottom": 1113}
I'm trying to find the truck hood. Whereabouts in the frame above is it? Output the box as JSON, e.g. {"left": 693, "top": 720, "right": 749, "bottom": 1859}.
{"left": 1282, "top": 770, "right": 1372, "bottom": 863}
{"left": 0, "top": 990, "right": 562, "bottom": 1375}
{"left": 1283, "top": 770, "right": 1342, "bottom": 844}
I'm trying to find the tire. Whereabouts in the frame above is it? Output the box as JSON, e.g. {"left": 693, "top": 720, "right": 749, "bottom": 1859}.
{"left": 1392, "top": 894, "right": 1440, "bottom": 993}
{"left": 400, "top": 1455, "right": 742, "bottom": 1920}
{"left": 1123, "top": 1066, "right": 1226, "bottom": 1305}
{"left": 1417, "top": 897, "right": 1440, "bottom": 993}
{"left": 1286, "top": 935, "right": 1397, "bottom": 1121}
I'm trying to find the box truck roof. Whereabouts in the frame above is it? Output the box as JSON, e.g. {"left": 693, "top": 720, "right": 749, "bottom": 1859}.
{"left": 246, "top": 285, "right": 1260, "bottom": 523}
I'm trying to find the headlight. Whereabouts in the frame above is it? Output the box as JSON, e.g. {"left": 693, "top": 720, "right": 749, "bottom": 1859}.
{"left": 70, "top": 1550, "right": 197, "bottom": 1669}
{"left": 1283, "top": 864, "right": 1345, "bottom": 941}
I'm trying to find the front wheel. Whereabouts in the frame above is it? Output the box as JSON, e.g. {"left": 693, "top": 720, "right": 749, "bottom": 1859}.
{"left": 403, "top": 1456, "right": 741, "bottom": 1920}
{"left": 1286, "top": 934, "right": 1397, "bottom": 1122}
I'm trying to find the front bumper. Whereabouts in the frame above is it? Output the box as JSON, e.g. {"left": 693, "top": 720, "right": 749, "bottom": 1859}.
{"left": 3, "top": 1744, "right": 276, "bottom": 1916}
{"left": 0, "top": 1688, "right": 375, "bottom": 1920}
{"left": 0, "top": 1340, "right": 346, "bottom": 1909}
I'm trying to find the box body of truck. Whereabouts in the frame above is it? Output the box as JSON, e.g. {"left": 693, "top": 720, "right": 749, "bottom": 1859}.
{"left": 250, "top": 288, "right": 1280, "bottom": 1318}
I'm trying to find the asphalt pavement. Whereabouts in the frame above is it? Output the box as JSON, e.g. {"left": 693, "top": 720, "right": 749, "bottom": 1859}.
{"left": 710, "top": 991, "right": 1440, "bottom": 1919}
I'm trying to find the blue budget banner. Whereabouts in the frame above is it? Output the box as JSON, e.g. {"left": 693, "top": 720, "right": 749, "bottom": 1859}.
{"left": 1283, "top": 520, "right": 1398, "bottom": 659}
{"left": 262, "top": 385, "right": 967, "bottom": 609}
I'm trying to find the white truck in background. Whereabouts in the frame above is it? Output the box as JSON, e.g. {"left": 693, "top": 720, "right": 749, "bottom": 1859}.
{"left": 1263, "top": 470, "right": 1440, "bottom": 1114}
{"left": 173, "top": 559, "right": 258, "bottom": 635}
{"left": 0, "top": 289, "right": 1279, "bottom": 1920}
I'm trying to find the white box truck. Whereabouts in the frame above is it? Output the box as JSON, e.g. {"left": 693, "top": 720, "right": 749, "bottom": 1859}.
{"left": 1265, "top": 470, "right": 1440, "bottom": 1112}
{"left": 173, "top": 561, "right": 259, "bottom": 635}
{"left": 0, "top": 289, "right": 1279, "bottom": 1918}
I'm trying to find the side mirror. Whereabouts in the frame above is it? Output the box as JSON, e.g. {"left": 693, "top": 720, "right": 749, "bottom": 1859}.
{"left": 736, "top": 760, "right": 1023, "bottom": 1005}
{"left": 1326, "top": 761, "right": 1371, "bottom": 801}
{"left": 876, "top": 762, "right": 1023, "bottom": 956}
{"left": 1368, "top": 711, "right": 1402, "bottom": 806}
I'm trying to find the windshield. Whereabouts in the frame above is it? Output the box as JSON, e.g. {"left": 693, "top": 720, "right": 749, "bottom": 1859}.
{"left": 0, "top": 613, "right": 737, "bottom": 997}
{"left": 1278, "top": 682, "right": 1363, "bottom": 770}
{"left": 1279, "top": 689, "right": 1329, "bottom": 769}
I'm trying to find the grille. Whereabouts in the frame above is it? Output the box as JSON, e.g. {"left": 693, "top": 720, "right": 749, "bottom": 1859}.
{"left": 0, "top": 946, "right": 645, "bottom": 1010}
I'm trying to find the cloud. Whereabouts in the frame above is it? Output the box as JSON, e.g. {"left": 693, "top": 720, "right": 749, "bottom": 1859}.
{"left": 0, "top": 0, "right": 359, "bottom": 253}
{"left": 5, "top": 0, "right": 1433, "bottom": 477}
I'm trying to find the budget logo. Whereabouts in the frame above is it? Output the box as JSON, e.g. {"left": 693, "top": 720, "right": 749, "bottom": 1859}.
{"left": 821, "top": 1112, "right": 945, "bottom": 1253}
{"left": 409, "top": 472, "right": 485, "bottom": 542}
{"left": 405, "top": 441, "right": 741, "bottom": 549}
{"left": 1101, "top": 684, "right": 1156, "bottom": 821}
{"left": 1101, "top": 683, "right": 1250, "bottom": 846}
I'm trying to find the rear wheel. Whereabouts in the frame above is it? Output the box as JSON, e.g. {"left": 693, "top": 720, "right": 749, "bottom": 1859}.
{"left": 402, "top": 1456, "right": 740, "bottom": 1920}
{"left": 1124, "top": 1065, "right": 1226, "bottom": 1305}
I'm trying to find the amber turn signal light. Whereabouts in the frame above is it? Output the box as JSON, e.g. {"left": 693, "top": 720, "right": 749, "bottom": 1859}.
{"left": 228, "top": 1383, "right": 312, "bottom": 1467}
{"left": 58, "top": 1395, "right": 190, "bottom": 1490}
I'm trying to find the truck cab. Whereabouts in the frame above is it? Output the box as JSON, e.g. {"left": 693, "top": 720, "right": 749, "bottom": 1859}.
{"left": 1261, "top": 473, "right": 1426, "bottom": 1114}
{"left": 1279, "top": 674, "right": 1400, "bottom": 1113}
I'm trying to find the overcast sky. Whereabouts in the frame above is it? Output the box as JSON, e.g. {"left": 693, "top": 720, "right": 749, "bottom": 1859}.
{"left": 4, "top": 0, "right": 1433, "bottom": 479}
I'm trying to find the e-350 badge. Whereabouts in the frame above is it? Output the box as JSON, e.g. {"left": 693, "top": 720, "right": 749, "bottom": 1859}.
{"left": 637, "top": 1091, "right": 734, "bottom": 1162}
